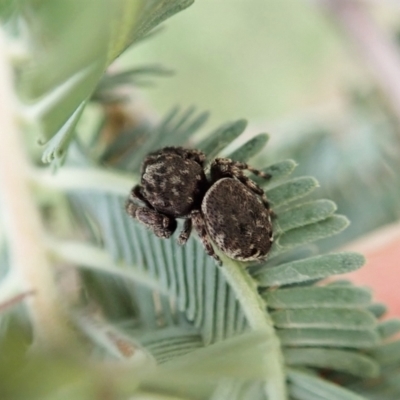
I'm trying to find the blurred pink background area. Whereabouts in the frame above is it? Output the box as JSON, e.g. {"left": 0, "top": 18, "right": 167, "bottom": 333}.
{"left": 343, "top": 224, "right": 400, "bottom": 318}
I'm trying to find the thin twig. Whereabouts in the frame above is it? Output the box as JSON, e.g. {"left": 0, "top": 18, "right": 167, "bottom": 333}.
{"left": 0, "top": 30, "right": 74, "bottom": 350}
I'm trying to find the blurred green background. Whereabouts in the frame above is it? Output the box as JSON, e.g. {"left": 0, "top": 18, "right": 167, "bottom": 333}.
{"left": 121, "top": 0, "right": 356, "bottom": 126}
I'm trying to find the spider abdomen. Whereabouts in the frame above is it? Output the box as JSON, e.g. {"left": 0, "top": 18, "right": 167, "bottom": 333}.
{"left": 202, "top": 178, "right": 273, "bottom": 261}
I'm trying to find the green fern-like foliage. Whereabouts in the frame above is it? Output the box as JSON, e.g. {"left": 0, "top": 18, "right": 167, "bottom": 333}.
{"left": 25, "top": 105, "right": 398, "bottom": 399}
{"left": 0, "top": 2, "right": 400, "bottom": 400}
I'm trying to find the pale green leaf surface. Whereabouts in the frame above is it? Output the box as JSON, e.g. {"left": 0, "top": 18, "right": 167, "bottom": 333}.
{"left": 158, "top": 108, "right": 210, "bottom": 149}
{"left": 371, "top": 340, "right": 400, "bottom": 366}
{"left": 140, "top": 328, "right": 203, "bottom": 364}
{"left": 275, "top": 215, "right": 349, "bottom": 250}
{"left": 47, "top": 238, "right": 162, "bottom": 292}
{"left": 18, "top": 3, "right": 110, "bottom": 99}
{"left": 226, "top": 133, "right": 269, "bottom": 163}
{"left": 253, "top": 159, "right": 297, "bottom": 186}
{"left": 378, "top": 319, "right": 400, "bottom": 340}
{"left": 326, "top": 279, "right": 354, "bottom": 287}
{"left": 132, "top": 0, "right": 194, "bottom": 45}
{"left": 198, "top": 119, "right": 247, "bottom": 159}
{"left": 94, "top": 64, "right": 173, "bottom": 94}
{"left": 274, "top": 200, "right": 337, "bottom": 234}
{"left": 256, "top": 253, "right": 365, "bottom": 287}
{"left": 209, "top": 380, "right": 252, "bottom": 400}
{"left": 162, "top": 332, "right": 273, "bottom": 381}
{"left": 271, "top": 308, "right": 376, "bottom": 330}
{"left": 284, "top": 348, "right": 379, "bottom": 378}
{"left": 41, "top": 100, "right": 86, "bottom": 163}
{"left": 266, "top": 176, "right": 319, "bottom": 207}
{"left": 278, "top": 328, "right": 379, "bottom": 349}
{"left": 368, "top": 303, "right": 388, "bottom": 318}
{"left": 10, "top": 0, "right": 193, "bottom": 163}
{"left": 127, "top": 107, "right": 209, "bottom": 171}
{"left": 288, "top": 369, "right": 368, "bottom": 400}
{"left": 264, "top": 286, "right": 372, "bottom": 309}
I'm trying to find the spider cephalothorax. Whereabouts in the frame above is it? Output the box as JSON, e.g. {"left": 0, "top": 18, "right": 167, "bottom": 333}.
{"left": 126, "top": 146, "right": 273, "bottom": 264}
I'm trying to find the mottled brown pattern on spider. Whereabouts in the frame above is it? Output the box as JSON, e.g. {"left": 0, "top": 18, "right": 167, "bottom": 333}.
{"left": 141, "top": 150, "right": 207, "bottom": 216}
{"left": 126, "top": 146, "right": 273, "bottom": 265}
{"left": 202, "top": 178, "right": 272, "bottom": 261}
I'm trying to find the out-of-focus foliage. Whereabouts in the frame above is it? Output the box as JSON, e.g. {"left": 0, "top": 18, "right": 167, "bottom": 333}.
{"left": 0, "top": 0, "right": 193, "bottom": 164}
{"left": 1, "top": 1, "right": 400, "bottom": 400}
{"left": 264, "top": 89, "right": 400, "bottom": 251}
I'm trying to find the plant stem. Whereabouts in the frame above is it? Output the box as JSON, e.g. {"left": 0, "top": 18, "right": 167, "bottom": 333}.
{"left": 221, "top": 256, "right": 287, "bottom": 400}
{"left": 0, "top": 30, "right": 74, "bottom": 349}
{"left": 31, "top": 166, "right": 137, "bottom": 196}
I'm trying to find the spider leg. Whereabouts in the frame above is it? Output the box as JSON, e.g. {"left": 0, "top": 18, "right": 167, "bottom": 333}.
{"left": 125, "top": 199, "right": 177, "bottom": 239}
{"left": 211, "top": 158, "right": 271, "bottom": 181}
{"left": 177, "top": 218, "right": 192, "bottom": 245}
{"left": 128, "top": 185, "right": 152, "bottom": 208}
{"left": 191, "top": 210, "right": 222, "bottom": 265}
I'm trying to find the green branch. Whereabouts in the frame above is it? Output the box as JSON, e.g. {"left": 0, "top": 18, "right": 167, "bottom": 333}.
{"left": 220, "top": 255, "right": 287, "bottom": 400}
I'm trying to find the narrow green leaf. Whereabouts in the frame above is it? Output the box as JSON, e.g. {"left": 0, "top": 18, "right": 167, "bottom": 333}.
{"left": 33, "top": 166, "right": 136, "bottom": 196}
{"left": 264, "top": 286, "right": 372, "bottom": 309}
{"left": 128, "top": 107, "right": 209, "bottom": 171}
{"left": 19, "top": 3, "right": 110, "bottom": 99}
{"left": 198, "top": 119, "right": 247, "bottom": 158}
{"left": 47, "top": 239, "right": 163, "bottom": 292}
{"left": 253, "top": 159, "right": 297, "bottom": 186}
{"left": 226, "top": 133, "right": 269, "bottom": 162}
{"left": 378, "top": 319, "right": 400, "bottom": 339}
{"left": 371, "top": 340, "right": 400, "bottom": 366}
{"left": 266, "top": 177, "right": 319, "bottom": 207}
{"left": 133, "top": 0, "right": 194, "bottom": 43}
{"left": 288, "top": 369, "right": 368, "bottom": 400}
{"left": 274, "top": 200, "right": 337, "bottom": 234}
{"left": 163, "top": 332, "right": 274, "bottom": 380}
{"left": 194, "top": 243, "right": 206, "bottom": 329}
{"left": 142, "top": 330, "right": 203, "bottom": 363}
{"left": 161, "top": 108, "right": 210, "bottom": 148}
{"left": 368, "top": 303, "right": 388, "bottom": 318}
{"left": 33, "top": 61, "right": 102, "bottom": 144}
{"left": 210, "top": 380, "right": 245, "bottom": 400}
{"left": 201, "top": 259, "right": 218, "bottom": 345}
{"left": 183, "top": 237, "right": 197, "bottom": 321}
{"left": 271, "top": 308, "right": 376, "bottom": 330}
{"left": 278, "top": 328, "right": 379, "bottom": 348}
{"left": 74, "top": 314, "right": 155, "bottom": 363}
{"left": 257, "top": 253, "right": 365, "bottom": 287}
{"left": 275, "top": 215, "right": 349, "bottom": 249}
{"left": 284, "top": 348, "right": 379, "bottom": 378}
{"left": 326, "top": 280, "right": 354, "bottom": 287}
{"left": 214, "top": 272, "right": 229, "bottom": 343}
{"left": 94, "top": 64, "right": 173, "bottom": 94}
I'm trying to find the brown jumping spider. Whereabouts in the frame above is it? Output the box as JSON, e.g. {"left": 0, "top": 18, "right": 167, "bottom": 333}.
{"left": 125, "top": 146, "right": 273, "bottom": 265}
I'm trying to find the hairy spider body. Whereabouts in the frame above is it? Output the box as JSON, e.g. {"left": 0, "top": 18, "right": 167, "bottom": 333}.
{"left": 202, "top": 178, "right": 272, "bottom": 261}
{"left": 140, "top": 148, "right": 207, "bottom": 216}
{"left": 126, "top": 146, "right": 273, "bottom": 264}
